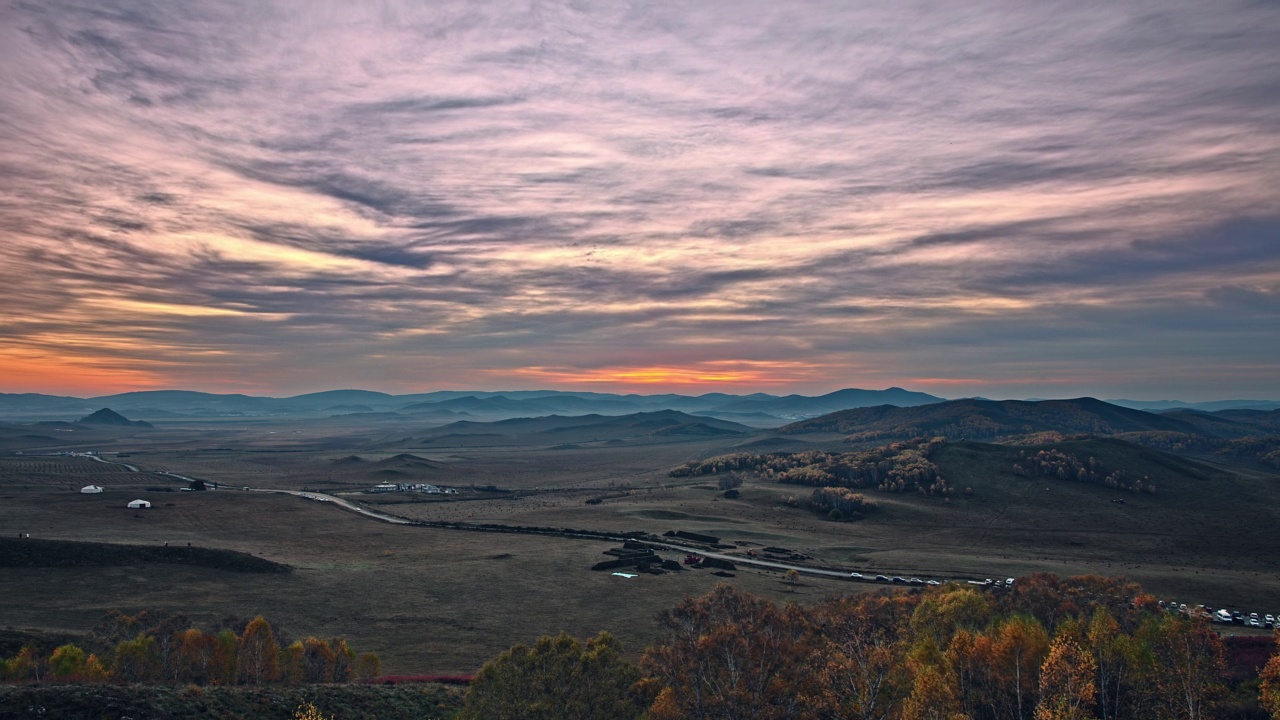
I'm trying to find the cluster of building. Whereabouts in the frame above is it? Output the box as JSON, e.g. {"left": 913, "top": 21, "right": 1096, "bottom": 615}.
{"left": 368, "top": 482, "right": 457, "bottom": 494}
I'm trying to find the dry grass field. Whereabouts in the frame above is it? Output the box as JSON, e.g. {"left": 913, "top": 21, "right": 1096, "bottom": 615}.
{"left": 2, "top": 418, "right": 1278, "bottom": 673}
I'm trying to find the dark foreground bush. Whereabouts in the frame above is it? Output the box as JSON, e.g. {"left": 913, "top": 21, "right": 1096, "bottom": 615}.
{"left": 0, "top": 682, "right": 463, "bottom": 720}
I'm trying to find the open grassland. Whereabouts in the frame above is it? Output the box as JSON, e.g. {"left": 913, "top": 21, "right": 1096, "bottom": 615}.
{"left": 1, "top": 424, "right": 1278, "bottom": 675}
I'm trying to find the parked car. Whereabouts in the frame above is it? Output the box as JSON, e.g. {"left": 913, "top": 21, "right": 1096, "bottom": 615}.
{"left": 875, "top": 575, "right": 889, "bottom": 582}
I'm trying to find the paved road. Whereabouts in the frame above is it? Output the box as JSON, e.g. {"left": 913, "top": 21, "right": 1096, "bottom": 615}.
{"left": 249, "top": 486, "right": 960, "bottom": 584}
{"left": 82, "top": 454, "right": 140, "bottom": 473}
{"left": 249, "top": 488, "right": 415, "bottom": 525}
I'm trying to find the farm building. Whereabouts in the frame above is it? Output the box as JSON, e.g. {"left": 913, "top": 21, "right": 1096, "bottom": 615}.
{"left": 80, "top": 485, "right": 103, "bottom": 494}
{"left": 127, "top": 499, "right": 151, "bottom": 509}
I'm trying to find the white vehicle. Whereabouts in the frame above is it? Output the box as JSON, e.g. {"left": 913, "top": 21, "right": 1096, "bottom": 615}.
{"left": 850, "top": 572, "right": 863, "bottom": 579}
{"left": 1214, "top": 609, "right": 1234, "bottom": 623}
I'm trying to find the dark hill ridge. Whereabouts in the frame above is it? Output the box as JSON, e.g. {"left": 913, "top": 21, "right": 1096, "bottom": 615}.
{"left": 714, "top": 386, "right": 944, "bottom": 416}
{"left": 780, "top": 398, "right": 1201, "bottom": 441}
{"left": 373, "top": 453, "right": 441, "bottom": 469}
{"left": 77, "top": 408, "right": 152, "bottom": 428}
{"left": 425, "top": 410, "right": 752, "bottom": 438}
{"left": 0, "top": 537, "right": 289, "bottom": 573}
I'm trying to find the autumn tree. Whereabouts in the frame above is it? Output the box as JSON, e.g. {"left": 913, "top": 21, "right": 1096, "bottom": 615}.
{"left": 1035, "top": 634, "right": 1096, "bottom": 720}
{"left": 460, "top": 631, "right": 643, "bottom": 720}
{"left": 236, "top": 616, "right": 281, "bottom": 685}
{"left": 176, "top": 628, "right": 217, "bottom": 685}
{"left": 330, "top": 638, "right": 356, "bottom": 682}
{"left": 4, "top": 646, "right": 39, "bottom": 681}
{"left": 47, "top": 644, "right": 87, "bottom": 679}
{"left": 810, "top": 593, "right": 918, "bottom": 720}
{"left": 1261, "top": 628, "right": 1280, "bottom": 719}
{"left": 356, "top": 651, "right": 381, "bottom": 680}
{"left": 1086, "top": 607, "right": 1137, "bottom": 720}
{"left": 983, "top": 615, "right": 1050, "bottom": 720}
{"left": 911, "top": 588, "right": 994, "bottom": 651}
{"left": 113, "top": 633, "right": 161, "bottom": 684}
{"left": 1135, "top": 615, "right": 1225, "bottom": 720}
{"left": 211, "top": 628, "right": 239, "bottom": 685}
{"left": 641, "top": 583, "right": 819, "bottom": 720}
{"left": 280, "top": 640, "right": 307, "bottom": 684}
{"left": 293, "top": 702, "right": 334, "bottom": 720}
{"left": 902, "top": 663, "right": 970, "bottom": 720}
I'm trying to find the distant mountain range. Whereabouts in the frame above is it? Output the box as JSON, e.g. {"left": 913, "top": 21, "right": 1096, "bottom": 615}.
{"left": 0, "top": 388, "right": 1276, "bottom": 431}
{"left": 0, "top": 387, "right": 947, "bottom": 425}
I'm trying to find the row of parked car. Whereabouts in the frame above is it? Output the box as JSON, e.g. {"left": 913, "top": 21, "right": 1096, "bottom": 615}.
{"left": 848, "top": 572, "right": 1017, "bottom": 589}
{"left": 1160, "top": 600, "right": 1276, "bottom": 629}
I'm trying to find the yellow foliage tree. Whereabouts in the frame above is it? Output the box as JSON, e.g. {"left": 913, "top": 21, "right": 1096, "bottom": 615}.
{"left": 901, "top": 663, "right": 970, "bottom": 720}
{"left": 236, "top": 616, "right": 280, "bottom": 685}
{"left": 293, "top": 702, "right": 333, "bottom": 720}
{"left": 1258, "top": 628, "right": 1280, "bottom": 719}
{"left": 1035, "top": 635, "right": 1097, "bottom": 720}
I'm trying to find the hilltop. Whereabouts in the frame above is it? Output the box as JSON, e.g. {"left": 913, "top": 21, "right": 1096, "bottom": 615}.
{"left": 779, "top": 398, "right": 1201, "bottom": 442}
{"left": 77, "top": 408, "right": 152, "bottom": 428}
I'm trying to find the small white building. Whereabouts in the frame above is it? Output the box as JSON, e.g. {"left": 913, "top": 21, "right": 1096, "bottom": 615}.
{"left": 81, "top": 485, "right": 104, "bottom": 494}
{"left": 127, "top": 499, "right": 151, "bottom": 509}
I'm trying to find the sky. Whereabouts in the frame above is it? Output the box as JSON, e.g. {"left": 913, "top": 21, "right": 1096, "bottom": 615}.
{"left": 1, "top": 1, "right": 1278, "bottom": 400}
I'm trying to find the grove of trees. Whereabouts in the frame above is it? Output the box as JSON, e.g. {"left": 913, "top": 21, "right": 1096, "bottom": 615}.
{"left": 0, "top": 610, "right": 380, "bottom": 687}
{"left": 670, "top": 437, "right": 953, "bottom": 497}
{"left": 463, "top": 575, "right": 1280, "bottom": 720}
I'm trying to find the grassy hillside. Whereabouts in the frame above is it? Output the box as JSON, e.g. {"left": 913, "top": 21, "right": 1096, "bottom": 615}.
{"left": 0, "top": 538, "right": 292, "bottom": 574}
{"left": 779, "top": 398, "right": 1201, "bottom": 441}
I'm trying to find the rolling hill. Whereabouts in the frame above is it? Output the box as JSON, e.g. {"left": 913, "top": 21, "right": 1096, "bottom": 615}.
{"left": 779, "top": 398, "right": 1202, "bottom": 441}
{"left": 416, "top": 410, "right": 754, "bottom": 446}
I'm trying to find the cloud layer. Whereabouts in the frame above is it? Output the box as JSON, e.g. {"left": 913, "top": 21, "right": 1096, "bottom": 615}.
{"left": 1, "top": 0, "right": 1278, "bottom": 399}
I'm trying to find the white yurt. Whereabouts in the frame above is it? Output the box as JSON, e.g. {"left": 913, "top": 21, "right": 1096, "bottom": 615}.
{"left": 81, "top": 485, "right": 104, "bottom": 494}
{"left": 127, "top": 499, "right": 151, "bottom": 509}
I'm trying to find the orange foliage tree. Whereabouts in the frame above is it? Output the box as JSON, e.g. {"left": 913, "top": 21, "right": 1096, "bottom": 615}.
{"left": 642, "top": 583, "right": 820, "bottom": 720}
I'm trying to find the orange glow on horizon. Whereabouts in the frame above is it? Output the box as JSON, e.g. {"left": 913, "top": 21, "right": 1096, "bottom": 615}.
{"left": 0, "top": 349, "right": 173, "bottom": 396}
{"left": 501, "top": 361, "right": 831, "bottom": 391}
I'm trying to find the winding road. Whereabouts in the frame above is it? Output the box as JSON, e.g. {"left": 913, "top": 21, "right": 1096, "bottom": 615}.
{"left": 246, "top": 487, "right": 958, "bottom": 584}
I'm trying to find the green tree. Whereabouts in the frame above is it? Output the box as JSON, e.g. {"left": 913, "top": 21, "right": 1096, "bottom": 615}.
{"left": 1136, "top": 615, "right": 1225, "bottom": 720}
{"left": 113, "top": 633, "right": 161, "bottom": 683}
{"left": 48, "top": 643, "right": 87, "bottom": 679}
{"left": 461, "top": 631, "right": 643, "bottom": 720}
{"left": 211, "top": 628, "right": 239, "bottom": 685}
{"left": 280, "top": 640, "right": 307, "bottom": 684}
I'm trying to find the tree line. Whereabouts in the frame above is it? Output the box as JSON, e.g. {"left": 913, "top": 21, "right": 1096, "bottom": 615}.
{"left": 0, "top": 610, "right": 380, "bottom": 686}
{"left": 670, "top": 437, "right": 953, "bottom": 497}
{"left": 1013, "top": 449, "right": 1156, "bottom": 495}
{"left": 462, "top": 574, "right": 1280, "bottom": 720}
